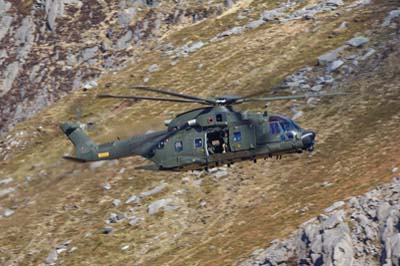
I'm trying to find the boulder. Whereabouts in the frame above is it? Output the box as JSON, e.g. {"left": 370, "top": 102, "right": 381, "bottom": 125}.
{"left": 148, "top": 198, "right": 173, "bottom": 215}
{"left": 112, "top": 199, "right": 121, "bottom": 207}
{"left": 108, "top": 212, "right": 125, "bottom": 223}
{"left": 140, "top": 182, "right": 166, "bottom": 198}
{"left": 261, "top": 9, "right": 283, "bottom": 21}
{"left": 328, "top": 59, "right": 344, "bottom": 72}
{"left": 245, "top": 19, "right": 265, "bottom": 29}
{"left": 125, "top": 194, "right": 139, "bottom": 204}
{"left": 102, "top": 182, "right": 111, "bottom": 191}
{"left": 382, "top": 10, "right": 400, "bottom": 27}
{"left": 217, "top": 26, "right": 245, "bottom": 38}
{"left": 214, "top": 170, "right": 228, "bottom": 179}
{"left": 148, "top": 64, "right": 159, "bottom": 73}
{"left": 183, "top": 41, "right": 206, "bottom": 53}
{"left": 102, "top": 226, "right": 113, "bottom": 234}
{"left": 45, "top": 249, "right": 58, "bottom": 264}
{"left": 3, "top": 208, "right": 14, "bottom": 217}
{"left": 346, "top": 36, "right": 369, "bottom": 48}
{"left": 128, "top": 216, "right": 144, "bottom": 226}
{"left": 326, "top": 0, "right": 344, "bottom": 7}
{"left": 318, "top": 45, "right": 347, "bottom": 65}
{"left": 0, "top": 187, "right": 15, "bottom": 197}
{"left": 311, "top": 85, "right": 323, "bottom": 92}
{"left": 0, "top": 178, "right": 13, "bottom": 186}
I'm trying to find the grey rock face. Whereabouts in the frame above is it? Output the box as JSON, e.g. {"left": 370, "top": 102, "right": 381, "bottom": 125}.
{"left": 46, "top": 0, "right": 65, "bottom": 31}
{"left": 241, "top": 176, "right": 400, "bottom": 266}
{"left": 0, "top": 15, "right": 12, "bottom": 43}
{"left": 346, "top": 36, "right": 369, "bottom": 48}
{"left": 15, "top": 17, "right": 36, "bottom": 60}
{"left": 382, "top": 10, "right": 400, "bottom": 27}
{"left": 118, "top": 7, "right": 136, "bottom": 25}
{"left": 115, "top": 30, "right": 133, "bottom": 49}
{"left": 0, "top": 0, "right": 11, "bottom": 14}
{"left": 0, "top": 186, "right": 15, "bottom": 197}
{"left": 81, "top": 46, "right": 98, "bottom": 62}
{"left": 325, "top": 200, "right": 345, "bottom": 212}
{"left": 1, "top": 62, "right": 20, "bottom": 97}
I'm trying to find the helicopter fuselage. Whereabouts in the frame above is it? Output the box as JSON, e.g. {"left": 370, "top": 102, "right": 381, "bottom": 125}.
{"left": 60, "top": 105, "right": 316, "bottom": 170}
{"left": 147, "top": 106, "right": 314, "bottom": 169}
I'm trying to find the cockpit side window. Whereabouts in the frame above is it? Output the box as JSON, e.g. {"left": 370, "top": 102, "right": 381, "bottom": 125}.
{"left": 270, "top": 116, "right": 300, "bottom": 133}
{"left": 269, "top": 122, "right": 281, "bottom": 134}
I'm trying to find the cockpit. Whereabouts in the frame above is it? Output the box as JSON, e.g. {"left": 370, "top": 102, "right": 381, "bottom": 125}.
{"left": 269, "top": 115, "right": 316, "bottom": 151}
{"left": 269, "top": 115, "right": 301, "bottom": 132}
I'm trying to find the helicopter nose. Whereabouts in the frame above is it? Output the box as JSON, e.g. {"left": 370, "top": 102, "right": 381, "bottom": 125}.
{"left": 301, "top": 131, "right": 316, "bottom": 151}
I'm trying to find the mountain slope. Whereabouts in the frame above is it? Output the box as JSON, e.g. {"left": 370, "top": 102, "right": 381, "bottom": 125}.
{"left": 0, "top": 0, "right": 399, "bottom": 265}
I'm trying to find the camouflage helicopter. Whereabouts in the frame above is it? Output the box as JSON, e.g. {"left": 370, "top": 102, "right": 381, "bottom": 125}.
{"left": 60, "top": 86, "right": 348, "bottom": 170}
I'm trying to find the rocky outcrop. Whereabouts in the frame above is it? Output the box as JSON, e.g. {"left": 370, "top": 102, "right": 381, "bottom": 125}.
{"left": 0, "top": 0, "right": 227, "bottom": 135}
{"left": 239, "top": 176, "right": 400, "bottom": 266}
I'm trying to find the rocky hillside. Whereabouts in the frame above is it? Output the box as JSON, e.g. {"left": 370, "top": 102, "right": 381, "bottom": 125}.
{"left": 239, "top": 172, "right": 400, "bottom": 266}
{"left": 0, "top": 0, "right": 400, "bottom": 265}
{"left": 0, "top": 0, "right": 229, "bottom": 134}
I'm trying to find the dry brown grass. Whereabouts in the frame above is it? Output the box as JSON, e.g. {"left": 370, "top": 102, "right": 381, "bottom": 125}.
{"left": 0, "top": 0, "right": 399, "bottom": 265}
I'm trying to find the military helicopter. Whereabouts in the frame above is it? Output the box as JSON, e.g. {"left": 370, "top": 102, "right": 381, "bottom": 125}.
{"left": 60, "top": 86, "right": 348, "bottom": 170}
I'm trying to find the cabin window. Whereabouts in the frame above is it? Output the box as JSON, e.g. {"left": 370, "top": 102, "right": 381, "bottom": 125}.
{"left": 194, "top": 138, "right": 203, "bottom": 148}
{"left": 216, "top": 113, "right": 224, "bottom": 122}
{"left": 175, "top": 141, "right": 183, "bottom": 152}
{"left": 269, "top": 122, "right": 281, "bottom": 135}
{"left": 233, "top": 131, "right": 241, "bottom": 142}
{"left": 157, "top": 141, "right": 165, "bottom": 149}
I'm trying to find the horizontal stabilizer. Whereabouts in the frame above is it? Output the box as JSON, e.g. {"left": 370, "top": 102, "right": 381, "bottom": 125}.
{"left": 62, "top": 155, "right": 87, "bottom": 163}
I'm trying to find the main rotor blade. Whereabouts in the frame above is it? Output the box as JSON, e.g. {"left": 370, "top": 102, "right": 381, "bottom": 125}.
{"left": 240, "top": 91, "right": 351, "bottom": 103}
{"left": 129, "top": 86, "right": 216, "bottom": 105}
{"left": 97, "top": 94, "right": 207, "bottom": 104}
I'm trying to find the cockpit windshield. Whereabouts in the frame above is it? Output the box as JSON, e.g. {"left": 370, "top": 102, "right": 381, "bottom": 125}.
{"left": 269, "top": 115, "right": 301, "bottom": 132}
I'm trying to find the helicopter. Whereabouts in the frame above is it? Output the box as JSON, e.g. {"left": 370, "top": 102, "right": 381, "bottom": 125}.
{"left": 60, "top": 86, "right": 349, "bottom": 170}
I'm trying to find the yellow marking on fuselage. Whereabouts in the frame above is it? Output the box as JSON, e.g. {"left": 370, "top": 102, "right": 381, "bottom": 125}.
{"left": 98, "top": 152, "right": 110, "bottom": 158}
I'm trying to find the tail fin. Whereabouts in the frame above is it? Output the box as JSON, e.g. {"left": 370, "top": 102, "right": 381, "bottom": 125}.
{"left": 60, "top": 122, "right": 98, "bottom": 161}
